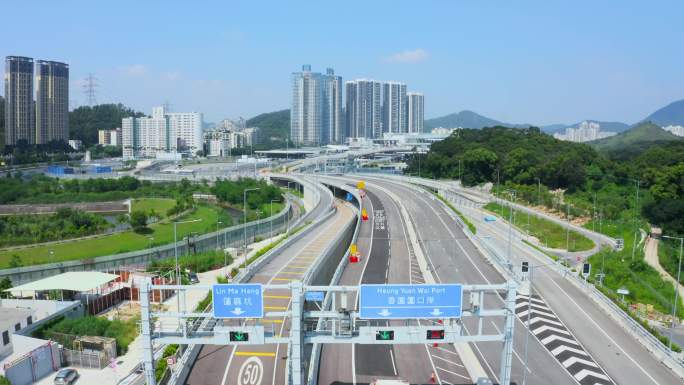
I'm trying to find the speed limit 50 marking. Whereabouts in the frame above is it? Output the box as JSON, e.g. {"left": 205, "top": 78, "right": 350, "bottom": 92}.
{"left": 238, "top": 357, "right": 264, "bottom": 385}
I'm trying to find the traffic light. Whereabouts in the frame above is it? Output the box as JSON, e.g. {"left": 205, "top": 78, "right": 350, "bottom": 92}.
{"left": 375, "top": 330, "right": 394, "bottom": 341}
{"left": 229, "top": 331, "right": 249, "bottom": 342}
{"left": 522, "top": 261, "right": 529, "bottom": 273}
{"left": 426, "top": 329, "right": 445, "bottom": 340}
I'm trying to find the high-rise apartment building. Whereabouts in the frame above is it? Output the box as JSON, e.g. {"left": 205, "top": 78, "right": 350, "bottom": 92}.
{"left": 345, "top": 79, "right": 383, "bottom": 139}
{"left": 382, "top": 82, "right": 407, "bottom": 134}
{"left": 291, "top": 65, "right": 322, "bottom": 146}
{"left": 122, "top": 106, "right": 203, "bottom": 159}
{"left": 35, "top": 60, "right": 69, "bottom": 143}
{"left": 4, "top": 56, "right": 34, "bottom": 145}
{"left": 98, "top": 128, "right": 122, "bottom": 146}
{"left": 407, "top": 92, "right": 424, "bottom": 133}
{"left": 322, "top": 68, "right": 343, "bottom": 144}
{"left": 290, "top": 65, "right": 342, "bottom": 146}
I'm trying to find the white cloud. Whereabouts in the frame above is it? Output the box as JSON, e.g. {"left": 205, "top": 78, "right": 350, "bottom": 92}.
{"left": 384, "top": 48, "right": 428, "bottom": 63}
{"left": 121, "top": 64, "right": 147, "bottom": 76}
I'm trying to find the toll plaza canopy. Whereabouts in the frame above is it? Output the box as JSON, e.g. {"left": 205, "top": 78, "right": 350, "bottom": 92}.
{"left": 5, "top": 272, "right": 119, "bottom": 294}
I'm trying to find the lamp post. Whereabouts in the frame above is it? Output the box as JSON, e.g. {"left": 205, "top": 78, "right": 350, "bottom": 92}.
{"left": 505, "top": 189, "right": 516, "bottom": 271}
{"left": 663, "top": 235, "right": 683, "bottom": 351}
{"left": 148, "top": 237, "right": 154, "bottom": 249}
{"left": 243, "top": 188, "right": 260, "bottom": 269}
{"left": 216, "top": 221, "right": 223, "bottom": 250}
{"left": 173, "top": 218, "right": 202, "bottom": 330}
{"left": 270, "top": 199, "right": 280, "bottom": 240}
{"left": 48, "top": 250, "right": 54, "bottom": 264}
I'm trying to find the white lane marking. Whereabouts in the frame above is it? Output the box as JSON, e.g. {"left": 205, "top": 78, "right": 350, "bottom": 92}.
{"left": 431, "top": 354, "right": 465, "bottom": 368}
{"left": 574, "top": 368, "right": 610, "bottom": 382}
{"left": 540, "top": 334, "right": 580, "bottom": 346}
{"left": 238, "top": 357, "right": 264, "bottom": 385}
{"left": 532, "top": 325, "right": 572, "bottom": 337}
{"left": 221, "top": 345, "right": 238, "bottom": 385}
{"left": 389, "top": 347, "right": 398, "bottom": 376}
{"left": 550, "top": 345, "right": 591, "bottom": 357}
{"left": 436, "top": 346, "right": 460, "bottom": 356}
{"left": 562, "top": 356, "right": 599, "bottom": 369}
{"left": 479, "top": 210, "right": 654, "bottom": 384}
{"left": 435, "top": 366, "right": 470, "bottom": 380}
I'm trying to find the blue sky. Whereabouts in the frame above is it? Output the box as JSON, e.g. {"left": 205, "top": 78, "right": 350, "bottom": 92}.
{"left": 2, "top": 1, "right": 683, "bottom": 124}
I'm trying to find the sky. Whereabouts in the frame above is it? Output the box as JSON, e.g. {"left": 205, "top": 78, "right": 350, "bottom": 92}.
{"left": 2, "top": 0, "right": 683, "bottom": 125}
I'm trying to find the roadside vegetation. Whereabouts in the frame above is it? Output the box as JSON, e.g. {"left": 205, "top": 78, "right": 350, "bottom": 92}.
{"left": 0, "top": 178, "right": 286, "bottom": 267}
{"left": 484, "top": 202, "right": 594, "bottom": 251}
{"left": 430, "top": 191, "right": 477, "bottom": 234}
{"left": 34, "top": 316, "right": 139, "bottom": 355}
{"left": 0, "top": 208, "right": 110, "bottom": 247}
{"left": 406, "top": 125, "right": 684, "bottom": 349}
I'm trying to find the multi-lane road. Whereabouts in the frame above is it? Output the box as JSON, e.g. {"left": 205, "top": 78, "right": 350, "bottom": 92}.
{"left": 182, "top": 174, "right": 682, "bottom": 385}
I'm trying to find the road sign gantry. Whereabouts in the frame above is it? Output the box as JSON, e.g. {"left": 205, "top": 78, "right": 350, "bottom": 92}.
{"left": 140, "top": 281, "right": 518, "bottom": 385}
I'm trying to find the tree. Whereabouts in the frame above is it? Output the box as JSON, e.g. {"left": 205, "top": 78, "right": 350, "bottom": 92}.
{"left": 0, "top": 278, "right": 12, "bottom": 298}
{"left": 129, "top": 211, "right": 149, "bottom": 232}
{"left": 8, "top": 254, "right": 23, "bottom": 268}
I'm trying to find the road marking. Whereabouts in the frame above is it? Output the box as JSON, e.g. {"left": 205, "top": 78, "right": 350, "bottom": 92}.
{"left": 264, "top": 306, "right": 288, "bottom": 310}
{"left": 272, "top": 278, "right": 297, "bottom": 282}
{"left": 435, "top": 366, "right": 470, "bottom": 380}
{"left": 431, "top": 354, "right": 464, "bottom": 368}
{"left": 237, "top": 356, "right": 264, "bottom": 385}
{"left": 260, "top": 319, "right": 283, "bottom": 324}
{"left": 562, "top": 356, "right": 599, "bottom": 369}
{"left": 264, "top": 295, "right": 290, "bottom": 299}
{"left": 278, "top": 271, "right": 303, "bottom": 275}
{"left": 574, "top": 368, "right": 610, "bottom": 382}
{"left": 389, "top": 347, "right": 398, "bottom": 376}
{"left": 221, "top": 345, "right": 238, "bottom": 385}
{"left": 532, "top": 324, "right": 572, "bottom": 336}
{"left": 235, "top": 352, "right": 276, "bottom": 357}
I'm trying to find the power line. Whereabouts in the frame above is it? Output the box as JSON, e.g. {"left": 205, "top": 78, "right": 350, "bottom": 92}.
{"left": 83, "top": 74, "right": 98, "bottom": 106}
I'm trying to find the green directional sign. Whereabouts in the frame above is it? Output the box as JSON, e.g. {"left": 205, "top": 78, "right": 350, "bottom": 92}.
{"left": 375, "top": 330, "right": 394, "bottom": 341}
{"left": 230, "top": 331, "right": 249, "bottom": 342}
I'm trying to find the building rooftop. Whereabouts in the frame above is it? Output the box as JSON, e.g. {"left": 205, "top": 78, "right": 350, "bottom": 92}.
{"left": 6, "top": 272, "right": 119, "bottom": 294}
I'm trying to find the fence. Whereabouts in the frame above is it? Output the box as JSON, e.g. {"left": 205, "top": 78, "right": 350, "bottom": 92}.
{"left": 62, "top": 348, "right": 109, "bottom": 369}
{"left": 0, "top": 195, "right": 296, "bottom": 285}
{"left": 3, "top": 341, "right": 61, "bottom": 385}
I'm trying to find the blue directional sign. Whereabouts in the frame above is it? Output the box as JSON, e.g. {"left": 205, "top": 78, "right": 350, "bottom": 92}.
{"left": 359, "top": 284, "right": 463, "bottom": 319}
{"left": 304, "top": 291, "right": 325, "bottom": 302}
{"left": 346, "top": 192, "right": 353, "bottom": 202}
{"left": 212, "top": 284, "right": 263, "bottom": 319}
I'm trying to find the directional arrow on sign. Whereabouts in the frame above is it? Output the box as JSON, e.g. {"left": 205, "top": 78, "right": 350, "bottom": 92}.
{"left": 378, "top": 309, "right": 391, "bottom": 317}
{"left": 231, "top": 308, "right": 245, "bottom": 316}
{"left": 430, "top": 309, "right": 443, "bottom": 316}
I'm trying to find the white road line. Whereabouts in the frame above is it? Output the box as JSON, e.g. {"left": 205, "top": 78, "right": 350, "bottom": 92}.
{"left": 221, "top": 345, "right": 238, "bottom": 385}
{"left": 532, "top": 324, "right": 572, "bottom": 337}
{"left": 540, "top": 334, "right": 580, "bottom": 346}
{"left": 562, "top": 356, "right": 599, "bottom": 369}
{"left": 389, "top": 347, "right": 398, "bottom": 376}
{"left": 574, "top": 368, "right": 610, "bottom": 382}
{"left": 550, "top": 345, "right": 591, "bottom": 358}
{"left": 435, "top": 366, "right": 470, "bottom": 380}
{"left": 436, "top": 346, "right": 460, "bottom": 356}
{"left": 431, "top": 354, "right": 465, "bottom": 368}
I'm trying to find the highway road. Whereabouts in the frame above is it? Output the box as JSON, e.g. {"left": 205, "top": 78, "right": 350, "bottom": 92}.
{"left": 458, "top": 201, "right": 684, "bottom": 385}
{"left": 358, "top": 178, "right": 581, "bottom": 385}
{"left": 318, "top": 184, "right": 470, "bottom": 385}
{"left": 184, "top": 178, "right": 349, "bottom": 385}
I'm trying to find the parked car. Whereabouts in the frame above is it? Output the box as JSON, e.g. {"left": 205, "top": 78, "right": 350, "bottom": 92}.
{"left": 188, "top": 271, "right": 200, "bottom": 284}
{"left": 54, "top": 368, "right": 79, "bottom": 384}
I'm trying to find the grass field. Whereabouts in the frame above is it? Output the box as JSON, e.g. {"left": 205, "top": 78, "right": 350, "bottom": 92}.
{"left": 131, "top": 198, "right": 176, "bottom": 219}
{"left": 485, "top": 202, "right": 594, "bottom": 252}
{"left": 0, "top": 203, "right": 233, "bottom": 267}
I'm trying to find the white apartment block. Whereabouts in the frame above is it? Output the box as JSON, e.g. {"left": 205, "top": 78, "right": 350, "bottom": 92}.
{"left": 407, "top": 92, "right": 424, "bottom": 133}
{"left": 122, "top": 106, "right": 203, "bottom": 159}
{"left": 98, "top": 128, "right": 122, "bottom": 146}
{"left": 553, "top": 121, "right": 616, "bottom": 142}
{"left": 664, "top": 125, "right": 684, "bottom": 137}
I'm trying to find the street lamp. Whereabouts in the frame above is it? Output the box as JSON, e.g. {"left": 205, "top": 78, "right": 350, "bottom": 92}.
{"left": 243, "top": 187, "right": 260, "bottom": 269}
{"left": 148, "top": 237, "right": 154, "bottom": 249}
{"left": 662, "top": 235, "right": 683, "bottom": 352}
{"left": 173, "top": 218, "right": 202, "bottom": 329}
{"left": 48, "top": 250, "right": 54, "bottom": 264}
{"left": 504, "top": 189, "right": 516, "bottom": 271}
{"left": 216, "top": 221, "right": 223, "bottom": 250}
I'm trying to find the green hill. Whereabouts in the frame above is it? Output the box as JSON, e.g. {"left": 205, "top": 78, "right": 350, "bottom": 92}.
{"left": 425, "top": 110, "right": 503, "bottom": 129}
{"left": 246, "top": 109, "right": 290, "bottom": 144}
{"left": 590, "top": 122, "right": 682, "bottom": 154}
{"left": 642, "top": 98, "right": 684, "bottom": 126}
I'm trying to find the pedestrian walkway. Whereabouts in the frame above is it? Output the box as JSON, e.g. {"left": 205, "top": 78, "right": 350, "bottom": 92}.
{"left": 35, "top": 233, "right": 287, "bottom": 385}
{"left": 644, "top": 236, "right": 684, "bottom": 310}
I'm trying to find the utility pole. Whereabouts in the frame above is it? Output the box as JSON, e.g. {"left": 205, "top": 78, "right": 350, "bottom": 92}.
{"left": 631, "top": 179, "right": 640, "bottom": 260}
{"left": 662, "top": 235, "right": 683, "bottom": 351}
